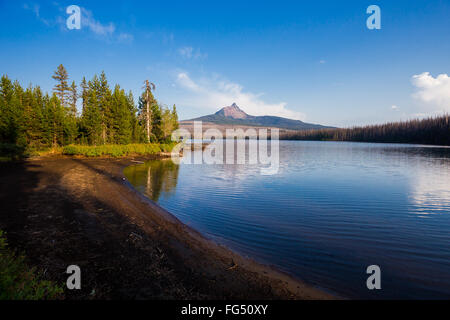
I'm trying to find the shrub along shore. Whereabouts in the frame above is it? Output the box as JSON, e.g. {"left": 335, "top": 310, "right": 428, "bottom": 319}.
{"left": 62, "top": 143, "right": 177, "bottom": 157}
{"left": 0, "top": 142, "right": 178, "bottom": 161}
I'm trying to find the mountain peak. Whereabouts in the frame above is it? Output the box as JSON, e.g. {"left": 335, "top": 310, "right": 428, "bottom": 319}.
{"left": 184, "top": 103, "right": 332, "bottom": 130}
{"left": 215, "top": 103, "right": 248, "bottom": 119}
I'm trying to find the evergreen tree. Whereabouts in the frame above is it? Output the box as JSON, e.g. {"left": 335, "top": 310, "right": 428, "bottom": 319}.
{"left": 128, "top": 91, "right": 142, "bottom": 143}
{"left": 92, "top": 71, "right": 112, "bottom": 143}
{"left": 45, "top": 93, "right": 65, "bottom": 147}
{"left": 63, "top": 112, "right": 78, "bottom": 145}
{"left": 111, "top": 85, "right": 132, "bottom": 144}
{"left": 22, "top": 85, "right": 45, "bottom": 148}
{"left": 81, "top": 88, "right": 102, "bottom": 145}
{"left": 160, "top": 107, "right": 173, "bottom": 141}
{"left": 31, "top": 86, "right": 46, "bottom": 147}
{"left": 69, "top": 81, "right": 77, "bottom": 117}
{"left": 172, "top": 104, "right": 179, "bottom": 131}
{"left": 151, "top": 102, "right": 163, "bottom": 142}
{"left": 80, "top": 77, "right": 88, "bottom": 115}
{"left": 0, "top": 75, "right": 18, "bottom": 144}
{"left": 52, "top": 64, "right": 70, "bottom": 107}
{"left": 160, "top": 104, "right": 179, "bottom": 142}
{"left": 60, "top": 80, "right": 79, "bottom": 144}
{"left": 2, "top": 80, "right": 27, "bottom": 146}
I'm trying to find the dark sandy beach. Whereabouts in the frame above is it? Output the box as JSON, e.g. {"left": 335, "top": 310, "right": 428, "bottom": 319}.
{"left": 0, "top": 155, "right": 334, "bottom": 299}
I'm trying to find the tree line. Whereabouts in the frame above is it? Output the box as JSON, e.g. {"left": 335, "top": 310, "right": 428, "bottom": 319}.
{"left": 0, "top": 64, "right": 178, "bottom": 150}
{"left": 281, "top": 115, "right": 450, "bottom": 146}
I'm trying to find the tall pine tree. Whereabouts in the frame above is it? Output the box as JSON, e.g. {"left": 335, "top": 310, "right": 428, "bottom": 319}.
{"left": 52, "top": 64, "right": 70, "bottom": 107}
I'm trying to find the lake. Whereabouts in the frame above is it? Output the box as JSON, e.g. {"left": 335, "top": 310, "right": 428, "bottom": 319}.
{"left": 123, "top": 141, "right": 450, "bottom": 299}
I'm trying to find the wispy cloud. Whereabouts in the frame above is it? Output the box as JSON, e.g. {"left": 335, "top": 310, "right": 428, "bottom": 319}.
{"left": 162, "top": 32, "right": 174, "bottom": 44}
{"left": 176, "top": 72, "right": 305, "bottom": 120}
{"left": 117, "top": 32, "right": 134, "bottom": 43}
{"left": 80, "top": 7, "right": 134, "bottom": 43}
{"left": 23, "top": 3, "right": 50, "bottom": 25}
{"left": 81, "top": 7, "right": 115, "bottom": 36}
{"left": 391, "top": 105, "right": 398, "bottom": 110}
{"left": 412, "top": 72, "right": 450, "bottom": 112}
{"left": 23, "top": 3, "right": 133, "bottom": 43}
{"left": 178, "top": 46, "right": 207, "bottom": 60}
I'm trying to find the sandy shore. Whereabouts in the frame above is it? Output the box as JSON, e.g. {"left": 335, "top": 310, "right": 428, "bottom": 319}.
{"left": 0, "top": 155, "right": 335, "bottom": 299}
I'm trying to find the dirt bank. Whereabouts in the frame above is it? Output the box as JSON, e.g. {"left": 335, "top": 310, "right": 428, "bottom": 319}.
{"left": 0, "top": 156, "right": 334, "bottom": 299}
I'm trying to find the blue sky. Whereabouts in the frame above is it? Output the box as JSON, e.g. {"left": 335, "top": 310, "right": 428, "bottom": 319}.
{"left": 0, "top": 0, "right": 449, "bottom": 127}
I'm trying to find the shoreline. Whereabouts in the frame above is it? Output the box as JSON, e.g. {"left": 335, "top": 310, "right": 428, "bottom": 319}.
{"left": 121, "top": 159, "right": 340, "bottom": 299}
{"left": 0, "top": 154, "right": 336, "bottom": 299}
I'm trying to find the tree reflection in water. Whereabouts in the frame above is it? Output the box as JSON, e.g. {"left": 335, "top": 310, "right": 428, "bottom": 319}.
{"left": 124, "top": 159, "right": 179, "bottom": 202}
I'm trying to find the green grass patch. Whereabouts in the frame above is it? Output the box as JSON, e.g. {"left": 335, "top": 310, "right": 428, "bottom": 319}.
{"left": 0, "top": 230, "right": 63, "bottom": 300}
{"left": 62, "top": 143, "right": 177, "bottom": 157}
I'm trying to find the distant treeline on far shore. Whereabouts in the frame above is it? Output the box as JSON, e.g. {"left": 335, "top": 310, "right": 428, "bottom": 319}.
{"left": 280, "top": 115, "right": 450, "bottom": 146}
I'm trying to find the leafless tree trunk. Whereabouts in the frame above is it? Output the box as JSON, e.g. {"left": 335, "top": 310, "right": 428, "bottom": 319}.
{"left": 146, "top": 83, "right": 150, "bottom": 143}
{"left": 143, "top": 80, "right": 155, "bottom": 143}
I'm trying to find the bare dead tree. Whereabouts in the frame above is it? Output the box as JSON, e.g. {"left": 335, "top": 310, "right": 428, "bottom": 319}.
{"left": 143, "top": 80, "right": 156, "bottom": 142}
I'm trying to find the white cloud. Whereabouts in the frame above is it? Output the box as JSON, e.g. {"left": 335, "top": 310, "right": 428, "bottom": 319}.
{"left": 117, "top": 32, "right": 134, "bottom": 43}
{"left": 412, "top": 72, "right": 450, "bottom": 111}
{"left": 179, "top": 47, "right": 193, "bottom": 58}
{"left": 410, "top": 164, "right": 450, "bottom": 214}
{"left": 23, "top": 4, "right": 133, "bottom": 43}
{"left": 23, "top": 3, "right": 50, "bottom": 25}
{"left": 176, "top": 72, "right": 306, "bottom": 120}
{"left": 411, "top": 112, "right": 432, "bottom": 118}
{"left": 178, "top": 46, "right": 207, "bottom": 59}
{"left": 177, "top": 73, "right": 201, "bottom": 91}
{"left": 81, "top": 8, "right": 115, "bottom": 36}
{"left": 319, "top": 60, "right": 326, "bottom": 64}
{"left": 391, "top": 105, "right": 398, "bottom": 110}
{"left": 162, "top": 32, "right": 174, "bottom": 44}
{"left": 76, "top": 7, "right": 133, "bottom": 43}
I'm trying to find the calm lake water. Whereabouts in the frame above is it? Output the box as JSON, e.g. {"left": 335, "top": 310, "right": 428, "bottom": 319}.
{"left": 124, "top": 141, "right": 450, "bottom": 299}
